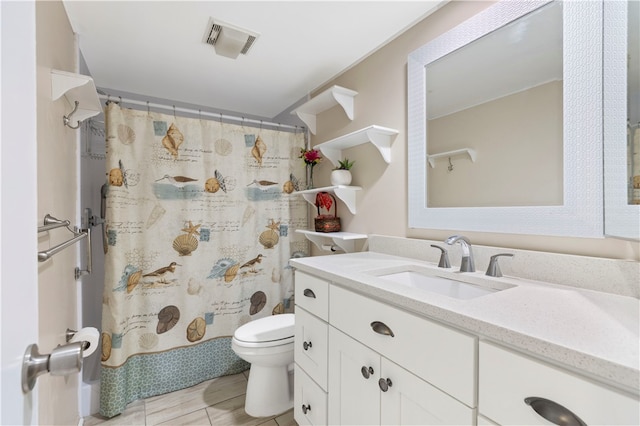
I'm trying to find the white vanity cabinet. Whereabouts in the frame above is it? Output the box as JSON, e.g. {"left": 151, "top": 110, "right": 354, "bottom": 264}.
{"left": 294, "top": 271, "right": 330, "bottom": 425}
{"left": 328, "top": 285, "right": 477, "bottom": 425}
{"left": 329, "top": 326, "right": 475, "bottom": 425}
{"left": 479, "top": 341, "right": 640, "bottom": 425}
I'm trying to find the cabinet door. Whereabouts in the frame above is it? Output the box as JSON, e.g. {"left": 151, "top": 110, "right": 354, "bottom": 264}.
{"left": 328, "top": 326, "right": 381, "bottom": 425}
{"left": 381, "top": 358, "right": 476, "bottom": 425}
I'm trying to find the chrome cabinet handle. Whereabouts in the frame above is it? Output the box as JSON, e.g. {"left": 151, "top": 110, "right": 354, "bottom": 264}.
{"left": 361, "top": 366, "right": 374, "bottom": 379}
{"left": 301, "top": 404, "right": 311, "bottom": 414}
{"left": 524, "top": 397, "right": 586, "bottom": 426}
{"left": 370, "top": 321, "right": 395, "bottom": 337}
{"left": 303, "top": 288, "right": 316, "bottom": 298}
{"left": 378, "top": 377, "right": 393, "bottom": 392}
{"left": 303, "top": 341, "right": 312, "bottom": 351}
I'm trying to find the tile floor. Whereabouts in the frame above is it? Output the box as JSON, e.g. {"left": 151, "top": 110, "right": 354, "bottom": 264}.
{"left": 83, "top": 371, "right": 297, "bottom": 426}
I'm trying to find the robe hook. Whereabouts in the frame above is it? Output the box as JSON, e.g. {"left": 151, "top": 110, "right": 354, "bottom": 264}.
{"left": 63, "top": 101, "right": 82, "bottom": 129}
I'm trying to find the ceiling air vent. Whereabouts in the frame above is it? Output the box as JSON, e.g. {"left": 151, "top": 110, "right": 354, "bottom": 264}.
{"left": 204, "top": 18, "right": 259, "bottom": 59}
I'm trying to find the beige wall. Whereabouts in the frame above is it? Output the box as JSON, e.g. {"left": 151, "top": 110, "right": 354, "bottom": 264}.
{"left": 427, "top": 80, "right": 563, "bottom": 207}
{"left": 311, "top": 0, "right": 639, "bottom": 261}
{"left": 36, "top": 1, "right": 81, "bottom": 424}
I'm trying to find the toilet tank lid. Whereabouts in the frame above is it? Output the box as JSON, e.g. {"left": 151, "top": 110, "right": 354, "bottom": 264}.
{"left": 234, "top": 313, "right": 295, "bottom": 343}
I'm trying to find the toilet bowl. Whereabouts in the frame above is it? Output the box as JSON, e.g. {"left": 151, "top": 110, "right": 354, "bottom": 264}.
{"left": 231, "top": 313, "right": 295, "bottom": 417}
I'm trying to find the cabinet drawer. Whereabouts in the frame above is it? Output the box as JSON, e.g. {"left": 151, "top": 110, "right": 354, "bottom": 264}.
{"left": 295, "top": 307, "right": 329, "bottom": 390}
{"left": 294, "top": 364, "right": 328, "bottom": 426}
{"left": 479, "top": 341, "right": 640, "bottom": 425}
{"left": 330, "top": 285, "right": 477, "bottom": 407}
{"left": 295, "top": 271, "right": 329, "bottom": 321}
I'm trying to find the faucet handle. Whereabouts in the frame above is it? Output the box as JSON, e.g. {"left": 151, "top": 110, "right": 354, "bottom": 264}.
{"left": 485, "top": 253, "right": 514, "bottom": 277}
{"left": 430, "top": 244, "right": 451, "bottom": 268}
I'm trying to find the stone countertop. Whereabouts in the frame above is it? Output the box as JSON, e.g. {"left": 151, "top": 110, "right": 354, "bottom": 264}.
{"left": 290, "top": 251, "right": 640, "bottom": 394}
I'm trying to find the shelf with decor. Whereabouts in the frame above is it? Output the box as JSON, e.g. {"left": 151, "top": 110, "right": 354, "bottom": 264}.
{"left": 315, "top": 125, "right": 399, "bottom": 166}
{"left": 295, "top": 229, "right": 367, "bottom": 253}
{"left": 291, "top": 85, "right": 358, "bottom": 135}
{"left": 295, "top": 185, "right": 361, "bottom": 215}
{"left": 427, "top": 148, "right": 476, "bottom": 168}
{"left": 51, "top": 69, "right": 102, "bottom": 129}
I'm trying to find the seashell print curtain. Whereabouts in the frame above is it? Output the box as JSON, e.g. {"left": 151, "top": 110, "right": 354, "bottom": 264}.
{"left": 100, "top": 103, "right": 309, "bottom": 417}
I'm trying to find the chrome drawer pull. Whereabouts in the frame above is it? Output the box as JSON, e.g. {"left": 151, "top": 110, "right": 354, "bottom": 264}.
{"left": 303, "top": 341, "right": 312, "bottom": 351}
{"left": 370, "top": 321, "right": 395, "bottom": 337}
{"left": 524, "top": 397, "right": 586, "bottom": 426}
{"left": 301, "top": 404, "right": 311, "bottom": 414}
{"left": 361, "top": 366, "right": 374, "bottom": 379}
{"left": 303, "top": 288, "right": 316, "bottom": 298}
{"left": 378, "top": 377, "right": 392, "bottom": 392}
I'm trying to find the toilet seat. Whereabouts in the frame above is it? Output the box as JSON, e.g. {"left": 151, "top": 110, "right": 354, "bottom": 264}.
{"left": 233, "top": 313, "right": 294, "bottom": 348}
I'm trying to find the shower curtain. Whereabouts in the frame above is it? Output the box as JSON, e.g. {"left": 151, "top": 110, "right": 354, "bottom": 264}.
{"left": 100, "top": 103, "right": 309, "bottom": 417}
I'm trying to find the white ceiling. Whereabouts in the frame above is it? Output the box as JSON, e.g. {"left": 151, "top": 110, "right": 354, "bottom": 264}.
{"left": 63, "top": 1, "right": 444, "bottom": 120}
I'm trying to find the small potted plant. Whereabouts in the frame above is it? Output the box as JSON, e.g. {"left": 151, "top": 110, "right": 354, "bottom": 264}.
{"left": 330, "top": 158, "right": 355, "bottom": 186}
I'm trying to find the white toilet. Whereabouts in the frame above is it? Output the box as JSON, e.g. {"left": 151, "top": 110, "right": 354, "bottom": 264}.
{"left": 231, "top": 313, "right": 295, "bottom": 417}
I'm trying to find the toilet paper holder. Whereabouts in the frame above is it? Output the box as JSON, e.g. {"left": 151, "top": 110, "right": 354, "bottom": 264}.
{"left": 65, "top": 328, "right": 91, "bottom": 350}
{"left": 21, "top": 339, "right": 83, "bottom": 393}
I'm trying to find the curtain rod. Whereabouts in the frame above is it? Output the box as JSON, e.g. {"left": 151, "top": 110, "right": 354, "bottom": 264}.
{"left": 97, "top": 94, "right": 305, "bottom": 132}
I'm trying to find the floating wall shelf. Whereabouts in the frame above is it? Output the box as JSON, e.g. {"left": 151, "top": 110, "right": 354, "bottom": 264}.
{"left": 296, "top": 185, "right": 362, "bottom": 214}
{"left": 427, "top": 148, "right": 477, "bottom": 168}
{"left": 291, "top": 85, "right": 358, "bottom": 134}
{"left": 51, "top": 69, "right": 102, "bottom": 127}
{"left": 295, "top": 230, "right": 367, "bottom": 253}
{"left": 315, "top": 125, "right": 399, "bottom": 166}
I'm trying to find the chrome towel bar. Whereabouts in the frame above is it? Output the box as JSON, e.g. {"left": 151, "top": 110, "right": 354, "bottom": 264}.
{"left": 38, "top": 214, "right": 71, "bottom": 233}
{"left": 38, "top": 228, "right": 88, "bottom": 262}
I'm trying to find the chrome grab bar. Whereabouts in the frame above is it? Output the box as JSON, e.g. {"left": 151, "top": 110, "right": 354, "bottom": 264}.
{"left": 74, "top": 227, "right": 91, "bottom": 280}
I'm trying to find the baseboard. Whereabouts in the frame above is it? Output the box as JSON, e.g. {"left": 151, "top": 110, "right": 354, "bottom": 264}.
{"left": 79, "top": 380, "right": 100, "bottom": 418}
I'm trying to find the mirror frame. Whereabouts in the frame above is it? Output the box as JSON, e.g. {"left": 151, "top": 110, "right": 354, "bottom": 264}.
{"left": 408, "top": 0, "right": 603, "bottom": 237}
{"left": 603, "top": 1, "right": 640, "bottom": 240}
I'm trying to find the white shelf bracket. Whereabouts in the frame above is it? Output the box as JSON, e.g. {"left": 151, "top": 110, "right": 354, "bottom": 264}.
{"left": 332, "top": 90, "right": 355, "bottom": 121}
{"left": 333, "top": 186, "right": 358, "bottom": 214}
{"left": 319, "top": 146, "right": 342, "bottom": 167}
{"left": 366, "top": 128, "right": 395, "bottom": 164}
{"left": 294, "top": 111, "right": 317, "bottom": 135}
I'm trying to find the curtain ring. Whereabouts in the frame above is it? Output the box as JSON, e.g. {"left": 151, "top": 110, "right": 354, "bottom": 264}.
{"left": 219, "top": 113, "right": 223, "bottom": 124}
{"left": 198, "top": 109, "right": 202, "bottom": 120}
{"left": 173, "top": 105, "right": 176, "bottom": 118}
{"left": 146, "top": 101, "right": 150, "bottom": 114}
{"left": 119, "top": 96, "right": 122, "bottom": 106}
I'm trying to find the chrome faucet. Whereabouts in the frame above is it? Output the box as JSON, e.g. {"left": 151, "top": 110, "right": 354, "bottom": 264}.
{"left": 444, "top": 235, "right": 475, "bottom": 272}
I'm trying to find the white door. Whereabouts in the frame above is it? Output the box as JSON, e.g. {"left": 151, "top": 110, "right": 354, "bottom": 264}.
{"left": 328, "top": 327, "right": 380, "bottom": 425}
{"left": 1, "top": 1, "right": 40, "bottom": 424}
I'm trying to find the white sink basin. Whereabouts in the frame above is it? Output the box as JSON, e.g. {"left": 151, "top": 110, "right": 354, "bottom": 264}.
{"left": 367, "top": 266, "right": 514, "bottom": 300}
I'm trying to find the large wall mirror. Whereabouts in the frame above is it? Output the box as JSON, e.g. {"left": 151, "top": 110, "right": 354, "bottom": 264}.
{"left": 604, "top": 0, "right": 640, "bottom": 240}
{"left": 408, "top": 0, "right": 603, "bottom": 237}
